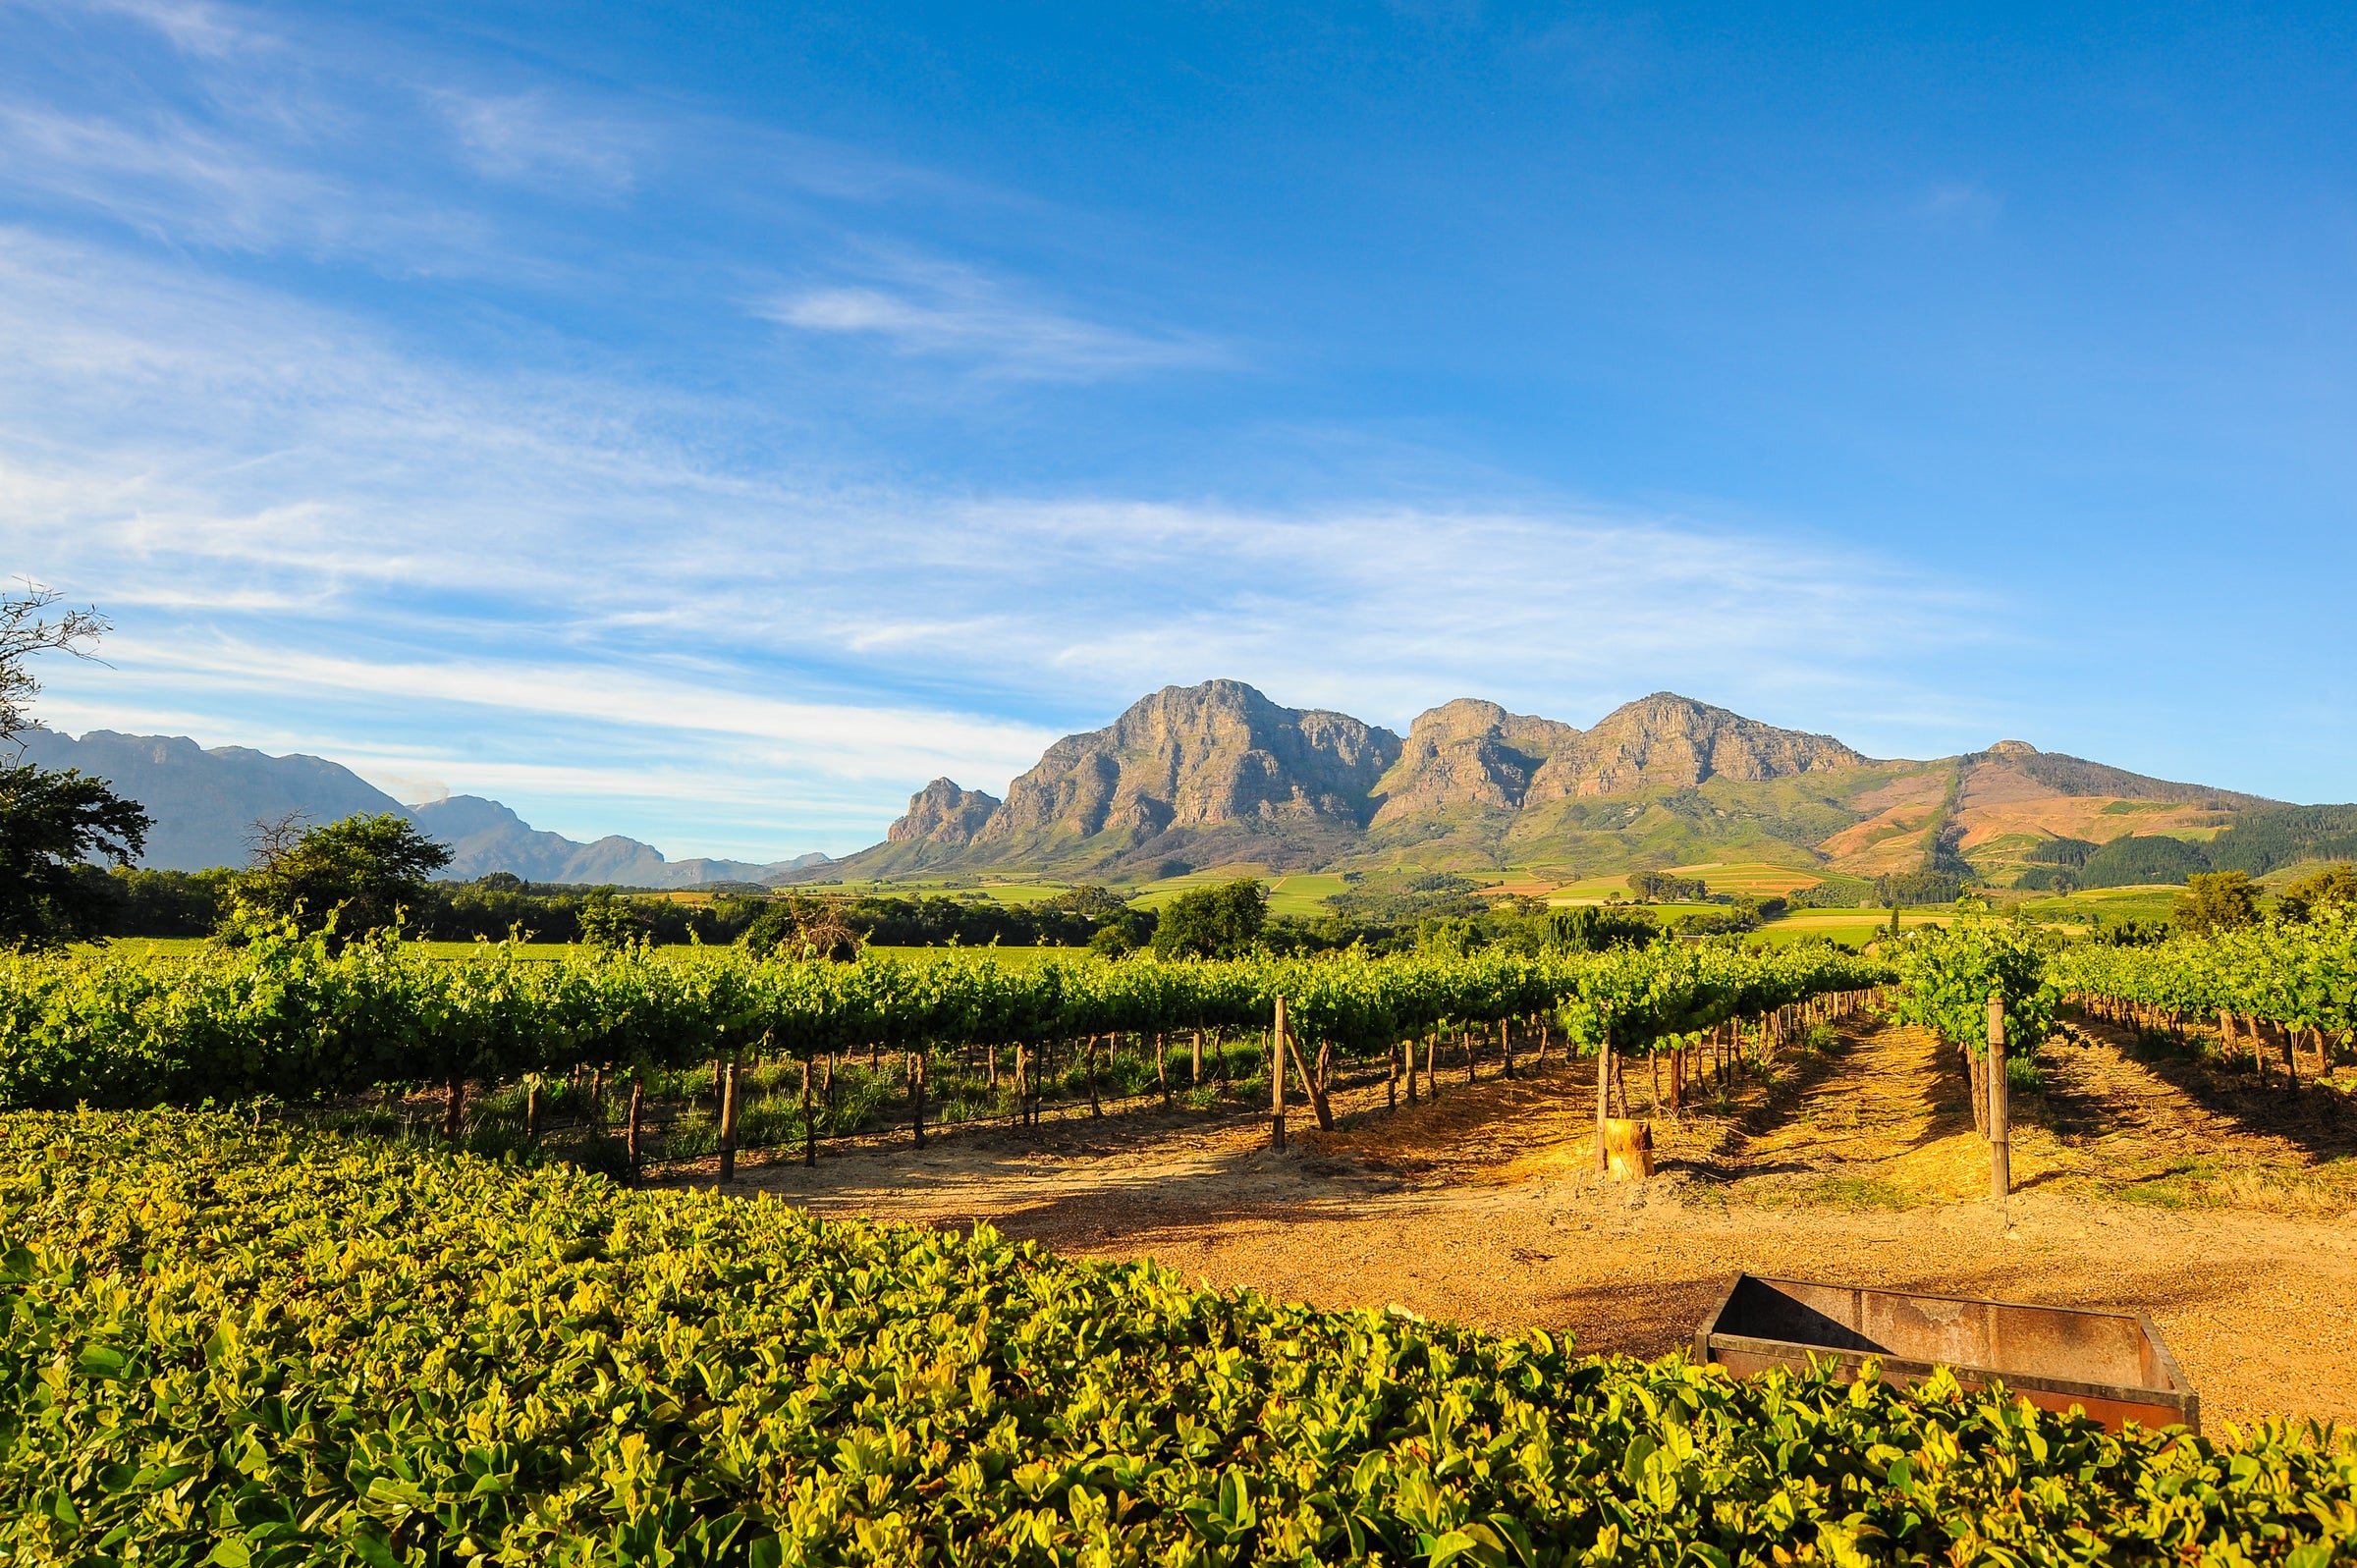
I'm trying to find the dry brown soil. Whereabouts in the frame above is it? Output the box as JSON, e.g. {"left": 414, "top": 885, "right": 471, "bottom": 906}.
{"left": 701, "top": 1016, "right": 2357, "bottom": 1429}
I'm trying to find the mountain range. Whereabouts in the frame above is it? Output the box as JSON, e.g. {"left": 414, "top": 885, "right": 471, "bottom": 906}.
{"left": 800, "top": 680, "right": 2282, "bottom": 887}
{"left": 17, "top": 730, "right": 829, "bottom": 887}
{"left": 28, "top": 680, "right": 2311, "bottom": 893}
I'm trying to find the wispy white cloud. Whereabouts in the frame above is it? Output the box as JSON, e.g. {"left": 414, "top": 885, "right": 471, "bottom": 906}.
{"left": 0, "top": 218, "right": 2003, "bottom": 852}
{"left": 765, "top": 258, "right": 1229, "bottom": 381}
{"left": 429, "top": 89, "right": 642, "bottom": 196}
{"left": 0, "top": 2, "right": 2049, "bottom": 856}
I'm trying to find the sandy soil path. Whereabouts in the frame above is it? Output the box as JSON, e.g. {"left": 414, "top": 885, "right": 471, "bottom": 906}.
{"left": 703, "top": 1017, "right": 2357, "bottom": 1429}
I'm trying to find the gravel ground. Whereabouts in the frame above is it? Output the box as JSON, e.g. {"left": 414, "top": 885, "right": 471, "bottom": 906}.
{"left": 707, "top": 1015, "right": 2357, "bottom": 1429}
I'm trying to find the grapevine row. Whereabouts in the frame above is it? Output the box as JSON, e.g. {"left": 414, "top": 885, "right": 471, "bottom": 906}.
{"left": 0, "top": 921, "right": 1887, "bottom": 1114}
{"left": 2055, "top": 909, "right": 2357, "bottom": 1078}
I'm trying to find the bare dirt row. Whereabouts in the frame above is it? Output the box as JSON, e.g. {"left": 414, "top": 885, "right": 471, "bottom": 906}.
{"left": 706, "top": 1013, "right": 2357, "bottom": 1428}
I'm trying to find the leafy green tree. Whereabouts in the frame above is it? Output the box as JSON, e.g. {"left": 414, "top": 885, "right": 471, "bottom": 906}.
{"left": 1538, "top": 904, "right": 1656, "bottom": 952}
{"left": 1087, "top": 906, "right": 1155, "bottom": 956}
{"left": 576, "top": 889, "right": 649, "bottom": 948}
{"left": 1627, "top": 870, "right": 1708, "bottom": 902}
{"left": 228, "top": 812, "right": 452, "bottom": 939}
{"left": 1149, "top": 878, "right": 1267, "bottom": 959}
{"left": 104, "top": 867, "right": 232, "bottom": 937}
{"left": 2276, "top": 863, "right": 2357, "bottom": 924}
{"left": 0, "top": 763, "right": 150, "bottom": 948}
{"left": 2172, "top": 870, "right": 2261, "bottom": 936}
{"left": 1876, "top": 869, "right": 1967, "bottom": 907}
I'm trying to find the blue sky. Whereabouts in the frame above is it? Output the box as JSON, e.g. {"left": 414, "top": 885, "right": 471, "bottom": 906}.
{"left": 4, "top": 0, "right": 2352, "bottom": 859}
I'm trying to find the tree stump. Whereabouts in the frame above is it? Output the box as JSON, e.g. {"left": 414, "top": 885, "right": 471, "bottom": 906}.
{"left": 1603, "top": 1117, "right": 1654, "bottom": 1181}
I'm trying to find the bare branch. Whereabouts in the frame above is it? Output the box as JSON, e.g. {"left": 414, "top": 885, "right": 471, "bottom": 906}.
{"left": 245, "top": 810, "right": 311, "bottom": 871}
{"left": 0, "top": 580, "right": 112, "bottom": 742}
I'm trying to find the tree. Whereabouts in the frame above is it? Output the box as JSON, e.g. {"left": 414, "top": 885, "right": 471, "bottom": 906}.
{"left": 1627, "top": 870, "right": 1708, "bottom": 903}
{"left": 0, "top": 763, "right": 150, "bottom": 948}
{"left": 2277, "top": 863, "right": 2357, "bottom": 924}
{"left": 577, "top": 888, "right": 649, "bottom": 948}
{"left": 0, "top": 584, "right": 152, "bottom": 946}
{"left": 1149, "top": 878, "right": 1267, "bottom": 959}
{"left": 1087, "top": 906, "right": 1155, "bottom": 956}
{"left": 2172, "top": 870, "right": 2261, "bottom": 937}
{"left": 739, "top": 893, "right": 863, "bottom": 960}
{"left": 229, "top": 812, "right": 453, "bottom": 938}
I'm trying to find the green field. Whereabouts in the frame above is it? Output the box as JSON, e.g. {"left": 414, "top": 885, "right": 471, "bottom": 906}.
{"left": 1757, "top": 907, "right": 1950, "bottom": 946}
{"left": 2009, "top": 884, "right": 2185, "bottom": 929}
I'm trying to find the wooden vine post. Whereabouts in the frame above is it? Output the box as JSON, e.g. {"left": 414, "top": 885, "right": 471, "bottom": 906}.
{"left": 627, "top": 1075, "right": 645, "bottom": 1184}
{"left": 911, "top": 1049, "right": 927, "bottom": 1148}
{"left": 1593, "top": 1019, "right": 1612, "bottom": 1178}
{"left": 523, "top": 1078, "right": 540, "bottom": 1145}
{"left": 1270, "top": 998, "right": 1288, "bottom": 1150}
{"left": 1987, "top": 993, "right": 2010, "bottom": 1200}
{"left": 800, "top": 1054, "right": 816, "bottom": 1167}
{"left": 444, "top": 1073, "right": 465, "bottom": 1140}
{"left": 719, "top": 1055, "right": 740, "bottom": 1183}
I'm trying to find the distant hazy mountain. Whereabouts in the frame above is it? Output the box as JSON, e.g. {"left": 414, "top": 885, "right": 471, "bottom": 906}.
{"left": 17, "top": 730, "right": 406, "bottom": 872}
{"left": 409, "top": 795, "right": 825, "bottom": 885}
{"left": 795, "top": 679, "right": 2280, "bottom": 887}
{"left": 19, "top": 729, "right": 828, "bottom": 887}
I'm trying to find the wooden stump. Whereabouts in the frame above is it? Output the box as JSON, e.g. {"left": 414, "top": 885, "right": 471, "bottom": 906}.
{"left": 1603, "top": 1117, "right": 1654, "bottom": 1181}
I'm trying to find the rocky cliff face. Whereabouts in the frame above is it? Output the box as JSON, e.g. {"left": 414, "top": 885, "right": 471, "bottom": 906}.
{"left": 1370, "top": 699, "right": 1582, "bottom": 824}
{"left": 887, "top": 780, "right": 1004, "bottom": 844}
{"left": 846, "top": 681, "right": 2280, "bottom": 882}
{"left": 872, "top": 682, "right": 1880, "bottom": 864}
{"left": 1523, "top": 692, "right": 1865, "bottom": 801}
{"left": 971, "top": 680, "right": 1399, "bottom": 851}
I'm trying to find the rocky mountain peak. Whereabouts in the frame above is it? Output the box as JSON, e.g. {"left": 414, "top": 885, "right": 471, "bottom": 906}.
{"left": 888, "top": 779, "right": 1003, "bottom": 845}
{"left": 969, "top": 680, "right": 1401, "bottom": 852}
{"left": 1371, "top": 699, "right": 1582, "bottom": 823}
{"left": 1523, "top": 691, "right": 1868, "bottom": 802}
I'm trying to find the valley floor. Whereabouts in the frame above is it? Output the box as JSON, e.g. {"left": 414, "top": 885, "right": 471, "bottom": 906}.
{"left": 709, "top": 1012, "right": 2357, "bottom": 1430}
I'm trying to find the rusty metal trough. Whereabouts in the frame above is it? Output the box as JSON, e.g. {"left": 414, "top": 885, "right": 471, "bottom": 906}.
{"left": 1693, "top": 1273, "right": 2199, "bottom": 1433}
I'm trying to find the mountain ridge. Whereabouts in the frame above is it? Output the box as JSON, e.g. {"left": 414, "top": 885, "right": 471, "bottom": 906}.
{"left": 19, "top": 729, "right": 829, "bottom": 887}
{"left": 804, "top": 681, "right": 2279, "bottom": 886}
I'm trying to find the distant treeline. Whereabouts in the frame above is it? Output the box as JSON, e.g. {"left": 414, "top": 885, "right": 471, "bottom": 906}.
{"left": 87, "top": 867, "right": 772, "bottom": 945}
{"left": 85, "top": 867, "right": 1158, "bottom": 948}
{"left": 2011, "top": 808, "right": 2357, "bottom": 893}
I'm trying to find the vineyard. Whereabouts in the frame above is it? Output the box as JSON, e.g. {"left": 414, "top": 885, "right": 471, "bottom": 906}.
{"left": 5, "top": 1110, "right": 2355, "bottom": 1566}
{"left": 9, "top": 914, "right": 2357, "bottom": 1560}
{"left": 0, "top": 922, "right": 1884, "bottom": 1173}
{"left": 2056, "top": 912, "right": 2357, "bottom": 1084}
